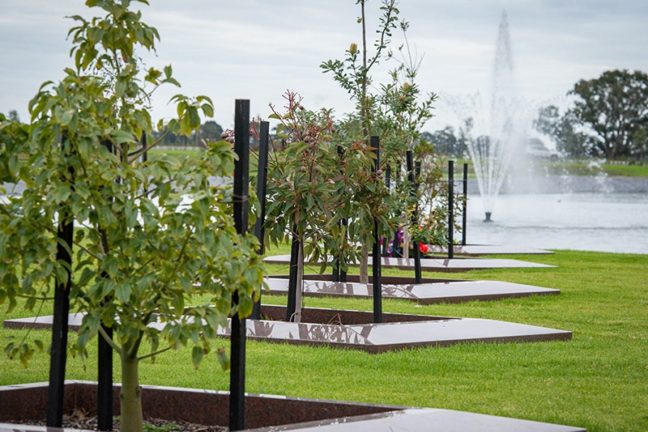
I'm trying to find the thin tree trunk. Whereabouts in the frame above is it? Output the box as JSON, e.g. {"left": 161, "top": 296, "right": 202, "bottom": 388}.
{"left": 359, "top": 244, "right": 369, "bottom": 283}
{"left": 402, "top": 226, "right": 411, "bottom": 259}
{"left": 120, "top": 352, "right": 143, "bottom": 432}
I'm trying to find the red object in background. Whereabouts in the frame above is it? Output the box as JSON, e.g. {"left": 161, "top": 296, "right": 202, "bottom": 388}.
{"left": 419, "top": 243, "right": 429, "bottom": 254}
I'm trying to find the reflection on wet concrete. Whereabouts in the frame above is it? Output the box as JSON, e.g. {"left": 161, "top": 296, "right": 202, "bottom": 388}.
{"left": 264, "top": 255, "right": 554, "bottom": 271}
{"left": 5, "top": 307, "right": 571, "bottom": 353}
{"left": 246, "top": 408, "right": 586, "bottom": 432}
{"left": 264, "top": 278, "right": 559, "bottom": 304}
{"left": 425, "top": 244, "right": 553, "bottom": 255}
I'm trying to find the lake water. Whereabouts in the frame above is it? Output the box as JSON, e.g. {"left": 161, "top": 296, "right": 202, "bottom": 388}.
{"left": 4, "top": 177, "right": 648, "bottom": 254}
{"left": 467, "top": 192, "right": 648, "bottom": 254}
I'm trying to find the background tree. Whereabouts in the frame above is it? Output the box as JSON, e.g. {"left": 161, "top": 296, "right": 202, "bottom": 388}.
{"left": 426, "top": 125, "right": 468, "bottom": 157}
{"left": 0, "top": 2, "right": 263, "bottom": 431}
{"left": 534, "top": 105, "right": 589, "bottom": 158}
{"left": 569, "top": 69, "right": 648, "bottom": 160}
{"left": 8, "top": 110, "right": 20, "bottom": 122}
{"left": 374, "top": 21, "right": 442, "bottom": 256}
{"left": 376, "top": 21, "right": 437, "bottom": 160}
{"left": 631, "top": 127, "right": 648, "bottom": 160}
{"left": 201, "top": 120, "right": 224, "bottom": 142}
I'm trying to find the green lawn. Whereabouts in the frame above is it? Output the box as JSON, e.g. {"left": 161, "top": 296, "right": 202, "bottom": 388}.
{"left": 535, "top": 159, "right": 648, "bottom": 178}
{"left": 2, "top": 249, "right": 647, "bottom": 431}
{"left": 601, "top": 163, "right": 648, "bottom": 177}
{"left": 147, "top": 147, "right": 203, "bottom": 163}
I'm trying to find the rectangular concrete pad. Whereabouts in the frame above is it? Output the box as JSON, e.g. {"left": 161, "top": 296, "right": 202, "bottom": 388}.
{"left": 264, "top": 255, "right": 554, "bottom": 271}
{"left": 4, "top": 309, "right": 571, "bottom": 354}
{"left": 264, "top": 277, "right": 560, "bottom": 304}
{"left": 0, "top": 382, "right": 585, "bottom": 432}
{"left": 247, "top": 408, "right": 585, "bottom": 432}
{"left": 427, "top": 244, "right": 553, "bottom": 256}
{"left": 0, "top": 381, "right": 397, "bottom": 430}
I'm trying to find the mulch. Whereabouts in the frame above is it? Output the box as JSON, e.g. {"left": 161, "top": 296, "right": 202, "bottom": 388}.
{"left": 7, "top": 408, "right": 229, "bottom": 431}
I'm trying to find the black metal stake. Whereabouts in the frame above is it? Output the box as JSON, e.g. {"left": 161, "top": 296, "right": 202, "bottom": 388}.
{"left": 229, "top": 99, "right": 250, "bottom": 432}
{"left": 251, "top": 121, "right": 270, "bottom": 320}
{"left": 462, "top": 162, "right": 468, "bottom": 246}
{"left": 332, "top": 146, "right": 347, "bottom": 282}
{"left": 391, "top": 163, "right": 402, "bottom": 257}
{"left": 97, "top": 140, "right": 114, "bottom": 432}
{"left": 406, "top": 151, "right": 422, "bottom": 283}
{"left": 46, "top": 141, "right": 74, "bottom": 428}
{"left": 371, "top": 137, "right": 383, "bottom": 323}
{"left": 382, "top": 165, "right": 391, "bottom": 256}
{"left": 286, "top": 232, "right": 300, "bottom": 321}
{"left": 141, "top": 132, "right": 148, "bottom": 163}
{"left": 97, "top": 325, "right": 113, "bottom": 431}
{"left": 448, "top": 160, "right": 455, "bottom": 259}
{"left": 332, "top": 260, "right": 340, "bottom": 282}
{"left": 339, "top": 218, "right": 348, "bottom": 283}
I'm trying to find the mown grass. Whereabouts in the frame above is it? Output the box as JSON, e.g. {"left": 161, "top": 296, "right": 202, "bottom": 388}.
{"left": 540, "top": 159, "right": 648, "bottom": 178}
{"left": 147, "top": 147, "right": 203, "bottom": 163}
{"left": 602, "top": 163, "right": 648, "bottom": 177}
{"left": 2, "top": 249, "right": 647, "bottom": 432}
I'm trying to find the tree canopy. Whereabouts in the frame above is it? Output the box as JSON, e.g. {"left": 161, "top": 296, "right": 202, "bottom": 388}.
{"left": 0, "top": 1, "right": 263, "bottom": 431}
{"left": 569, "top": 69, "right": 648, "bottom": 160}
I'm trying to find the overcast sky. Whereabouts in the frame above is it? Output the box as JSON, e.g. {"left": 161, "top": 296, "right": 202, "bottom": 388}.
{"left": 1, "top": 0, "right": 647, "bottom": 131}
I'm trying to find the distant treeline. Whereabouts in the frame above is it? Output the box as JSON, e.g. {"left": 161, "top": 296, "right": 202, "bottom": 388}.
{"left": 155, "top": 120, "right": 223, "bottom": 148}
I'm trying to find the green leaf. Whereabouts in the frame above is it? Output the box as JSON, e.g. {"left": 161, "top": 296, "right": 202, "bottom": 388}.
{"left": 59, "top": 109, "right": 74, "bottom": 126}
{"left": 164, "top": 77, "right": 181, "bottom": 87}
{"left": 191, "top": 346, "right": 204, "bottom": 369}
{"left": 77, "top": 268, "right": 96, "bottom": 287}
{"left": 201, "top": 103, "right": 214, "bottom": 118}
{"left": 188, "top": 107, "right": 201, "bottom": 130}
{"left": 163, "top": 64, "right": 173, "bottom": 79}
{"left": 145, "top": 67, "right": 162, "bottom": 84}
{"left": 216, "top": 347, "right": 230, "bottom": 371}
{"left": 51, "top": 185, "right": 72, "bottom": 203}
{"left": 115, "top": 283, "right": 132, "bottom": 302}
{"left": 112, "top": 129, "right": 136, "bottom": 145}
{"left": 237, "top": 294, "right": 253, "bottom": 318}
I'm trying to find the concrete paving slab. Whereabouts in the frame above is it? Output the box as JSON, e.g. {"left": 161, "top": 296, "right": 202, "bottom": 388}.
{"left": 264, "top": 277, "right": 560, "bottom": 303}
{"left": 427, "top": 244, "right": 553, "bottom": 255}
{"left": 0, "top": 382, "right": 586, "bottom": 432}
{"left": 264, "top": 255, "right": 555, "bottom": 271}
{"left": 246, "top": 408, "right": 585, "bottom": 432}
{"left": 4, "top": 308, "right": 571, "bottom": 354}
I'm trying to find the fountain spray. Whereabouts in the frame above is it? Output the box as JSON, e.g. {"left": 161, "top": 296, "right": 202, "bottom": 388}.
{"left": 464, "top": 10, "right": 527, "bottom": 223}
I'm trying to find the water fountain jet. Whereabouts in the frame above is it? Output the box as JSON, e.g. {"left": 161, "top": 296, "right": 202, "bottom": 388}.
{"left": 461, "top": 10, "right": 528, "bottom": 223}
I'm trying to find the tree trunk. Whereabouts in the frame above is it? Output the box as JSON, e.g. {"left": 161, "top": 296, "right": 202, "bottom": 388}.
{"left": 359, "top": 244, "right": 369, "bottom": 283}
{"left": 120, "top": 352, "right": 143, "bottom": 432}
{"left": 402, "top": 228, "right": 411, "bottom": 259}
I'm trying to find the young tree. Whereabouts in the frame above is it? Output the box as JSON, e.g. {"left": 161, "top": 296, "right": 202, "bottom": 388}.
{"left": 321, "top": 0, "right": 400, "bottom": 282}
{"left": 265, "top": 91, "right": 338, "bottom": 321}
{"left": 375, "top": 21, "right": 441, "bottom": 256}
{"left": 0, "top": 2, "right": 263, "bottom": 431}
{"left": 264, "top": 92, "right": 390, "bottom": 319}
